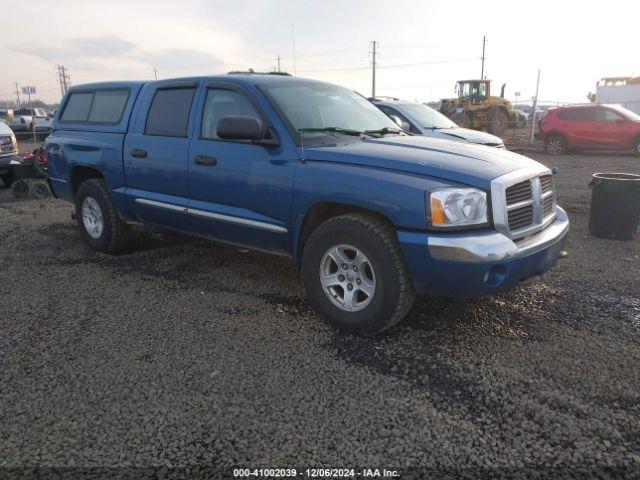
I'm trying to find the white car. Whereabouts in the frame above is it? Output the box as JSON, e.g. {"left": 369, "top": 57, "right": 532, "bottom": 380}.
{"left": 372, "top": 98, "right": 505, "bottom": 148}
{"left": 0, "top": 121, "right": 19, "bottom": 186}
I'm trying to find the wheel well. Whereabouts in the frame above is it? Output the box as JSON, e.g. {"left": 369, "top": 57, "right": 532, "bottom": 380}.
{"left": 70, "top": 166, "right": 103, "bottom": 197}
{"left": 296, "top": 202, "right": 394, "bottom": 268}
{"left": 544, "top": 130, "right": 567, "bottom": 142}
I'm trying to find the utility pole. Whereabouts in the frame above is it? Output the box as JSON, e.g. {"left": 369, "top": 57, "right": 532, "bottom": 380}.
{"left": 57, "top": 65, "right": 65, "bottom": 98}
{"left": 14, "top": 82, "right": 21, "bottom": 108}
{"left": 153, "top": 68, "right": 158, "bottom": 80}
{"left": 276, "top": 55, "right": 282, "bottom": 73}
{"left": 371, "top": 41, "right": 378, "bottom": 98}
{"left": 530, "top": 69, "right": 541, "bottom": 144}
{"left": 57, "top": 65, "right": 70, "bottom": 96}
{"left": 480, "top": 35, "right": 486, "bottom": 80}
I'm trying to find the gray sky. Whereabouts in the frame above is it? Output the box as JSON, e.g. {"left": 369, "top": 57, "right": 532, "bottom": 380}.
{"left": 1, "top": 0, "right": 637, "bottom": 105}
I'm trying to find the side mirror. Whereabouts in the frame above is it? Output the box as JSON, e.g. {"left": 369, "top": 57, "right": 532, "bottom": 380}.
{"left": 390, "top": 115, "right": 410, "bottom": 131}
{"left": 217, "top": 116, "right": 264, "bottom": 141}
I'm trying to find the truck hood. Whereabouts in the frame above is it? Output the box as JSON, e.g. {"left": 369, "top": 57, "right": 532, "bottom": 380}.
{"left": 304, "top": 135, "right": 544, "bottom": 189}
{"left": 436, "top": 127, "right": 503, "bottom": 146}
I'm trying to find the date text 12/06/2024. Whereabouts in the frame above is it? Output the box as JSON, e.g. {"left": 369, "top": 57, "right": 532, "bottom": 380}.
{"left": 232, "top": 468, "right": 400, "bottom": 478}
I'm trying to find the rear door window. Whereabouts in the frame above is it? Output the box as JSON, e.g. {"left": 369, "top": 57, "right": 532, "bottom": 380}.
{"left": 145, "top": 88, "right": 196, "bottom": 137}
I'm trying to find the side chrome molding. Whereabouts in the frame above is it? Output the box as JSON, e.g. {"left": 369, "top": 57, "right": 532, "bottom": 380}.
{"left": 134, "top": 198, "right": 287, "bottom": 234}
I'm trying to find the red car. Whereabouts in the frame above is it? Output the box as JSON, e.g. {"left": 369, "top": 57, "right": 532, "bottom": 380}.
{"left": 538, "top": 104, "right": 640, "bottom": 155}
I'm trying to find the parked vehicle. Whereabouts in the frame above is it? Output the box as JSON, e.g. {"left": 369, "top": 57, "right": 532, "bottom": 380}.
{"left": 371, "top": 98, "right": 505, "bottom": 148}
{"left": 0, "top": 108, "right": 14, "bottom": 125}
{"left": 0, "top": 121, "right": 19, "bottom": 186}
{"left": 46, "top": 74, "right": 569, "bottom": 334}
{"left": 12, "top": 108, "right": 52, "bottom": 133}
{"left": 439, "top": 79, "right": 517, "bottom": 135}
{"left": 515, "top": 111, "right": 529, "bottom": 129}
{"left": 538, "top": 104, "right": 640, "bottom": 155}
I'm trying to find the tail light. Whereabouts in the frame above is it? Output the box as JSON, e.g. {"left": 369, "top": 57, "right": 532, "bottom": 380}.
{"left": 40, "top": 148, "right": 47, "bottom": 163}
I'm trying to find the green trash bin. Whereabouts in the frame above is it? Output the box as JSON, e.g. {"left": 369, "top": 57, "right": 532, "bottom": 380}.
{"left": 589, "top": 173, "right": 640, "bottom": 240}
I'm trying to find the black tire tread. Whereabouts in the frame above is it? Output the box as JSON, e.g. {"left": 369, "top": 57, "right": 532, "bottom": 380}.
{"left": 77, "top": 179, "right": 130, "bottom": 254}
{"left": 303, "top": 213, "right": 415, "bottom": 333}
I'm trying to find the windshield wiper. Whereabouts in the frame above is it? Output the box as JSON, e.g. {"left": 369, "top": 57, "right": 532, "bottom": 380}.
{"left": 297, "top": 127, "right": 364, "bottom": 136}
{"left": 364, "top": 127, "right": 402, "bottom": 136}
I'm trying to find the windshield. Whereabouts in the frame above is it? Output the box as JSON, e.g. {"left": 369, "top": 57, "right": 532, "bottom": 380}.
{"left": 608, "top": 104, "right": 640, "bottom": 121}
{"left": 262, "top": 81, "right": 399, "bottom": 144}
{"left": 399, "top": 103, "right": 457, "bottom": 129}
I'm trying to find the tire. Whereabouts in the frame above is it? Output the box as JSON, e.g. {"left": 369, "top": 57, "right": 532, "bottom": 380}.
{"left": 74, "top": 178, "right": 131, "bottom": 253}
{"left": 11, "top": 179, "right": 29, "bottom": 198}
{"left": 0, "top": 171, "right": 16, "bottom": 188}
{"left": 301, "top": 214, "right": 415, "bottom": 335}
{"left": 633, "top": 137, "right": 640, "bottom": 157}
{"left": 450, "top": 111, "right": 472, "bottom": 128}
{"left": 487, "top": 108, "right": 508, "bottom": 135}
{"left": 30, "top": 181, "right": 50, "bottom": 199}
{"left": 545, "top": 134, "right": 567, "bottom": 155}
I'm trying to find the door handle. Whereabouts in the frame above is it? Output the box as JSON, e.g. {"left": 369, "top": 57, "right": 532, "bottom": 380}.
{"left": 194, "top": 155, "right": 217, "bottom": 166}
{"left": 131, "top": 149, "right": 147, "bottom": 158}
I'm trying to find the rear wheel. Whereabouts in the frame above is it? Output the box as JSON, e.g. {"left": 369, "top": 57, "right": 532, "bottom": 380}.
{"left": 30, "top": 181, "right": 50, "bottom": 199}
{"left": 74, "top": 179, "right": 131, "bottom": 253}
{"left": 545, "top": 134, "right": 567, "bottom": 155}
{"left": 302, "top": 214, "right": 415, "bottom": 335}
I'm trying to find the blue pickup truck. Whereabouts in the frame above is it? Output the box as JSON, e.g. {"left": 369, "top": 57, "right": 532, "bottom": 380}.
{"left": 46, "top": 72, "right": 569, "bottom": 334}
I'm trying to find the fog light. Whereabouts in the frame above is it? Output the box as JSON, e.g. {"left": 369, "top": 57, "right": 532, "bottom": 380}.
{"left": 484, "top": 265, "right": 508, "bottom": 287}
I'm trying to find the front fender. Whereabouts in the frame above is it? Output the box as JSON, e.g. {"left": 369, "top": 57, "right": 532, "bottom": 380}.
{"left": 290, "top": 160, "right": 461, "bottom": 262}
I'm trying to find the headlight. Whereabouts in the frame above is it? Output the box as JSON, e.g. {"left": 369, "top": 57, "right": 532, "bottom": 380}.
{"left": 10, "top": 132, "right": 17, "bottom": 151}
{"left": 428, "top": 188, "right": 488, "bottom": 228}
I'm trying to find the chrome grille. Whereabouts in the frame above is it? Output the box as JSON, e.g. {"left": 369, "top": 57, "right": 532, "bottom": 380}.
{"left": 540, "top": 174, "right": 553, "bottom": 194}
{"left": 506, "top": 180, "right": 532, "bottom": 204}
{"left": 493, "top": 167, "right": 557, "bottom": 240}
{"left": 508, "top": 204, "right": 534, "bottom": 230}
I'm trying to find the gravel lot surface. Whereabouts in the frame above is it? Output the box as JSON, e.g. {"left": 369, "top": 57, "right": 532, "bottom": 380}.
{"left": 0, "top": 149, "right": 639, "bottom": 478}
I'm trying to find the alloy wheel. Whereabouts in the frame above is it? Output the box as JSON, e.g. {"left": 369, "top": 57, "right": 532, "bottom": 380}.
{"left": 319, "top": 244, "right": 376, "bottom": 312}
{"left": 81, "top": 197, "right": 104, "bottom": 239}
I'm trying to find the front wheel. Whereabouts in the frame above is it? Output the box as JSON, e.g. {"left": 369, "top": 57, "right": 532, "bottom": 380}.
{"left": 487, "top": 109, "right": 508, "bottom": 135}
{"left": 74, "top": 179, "right": 131, "bottom": 253}
{"left": 302, "top": 214, "right": 415, "bottom": 335}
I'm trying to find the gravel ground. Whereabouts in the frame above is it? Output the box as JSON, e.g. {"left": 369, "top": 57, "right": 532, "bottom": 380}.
{"left": 0, "top": 149, "right": 639, "bottom": 479}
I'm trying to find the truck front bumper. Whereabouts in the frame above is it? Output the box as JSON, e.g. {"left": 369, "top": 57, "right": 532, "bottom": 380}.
{"left": 398, "top": 206, "right": 569, "bottom": 297}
